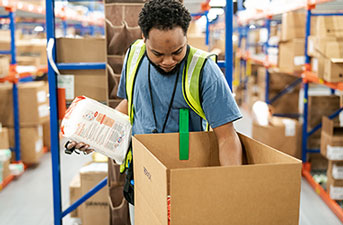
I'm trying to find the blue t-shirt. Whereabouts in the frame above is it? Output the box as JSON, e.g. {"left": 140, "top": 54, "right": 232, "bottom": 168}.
{"left": 117, "top": 48, "right": 242, "bottom": 135}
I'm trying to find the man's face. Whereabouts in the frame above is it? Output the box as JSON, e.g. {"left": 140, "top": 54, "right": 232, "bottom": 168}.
{"left": 144, "top": 26, "right": 187, "bottom": 73}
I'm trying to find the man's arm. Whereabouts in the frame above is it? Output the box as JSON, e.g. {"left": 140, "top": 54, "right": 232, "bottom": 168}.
{"left": 213, "top": 122, "right": 242, "bottom": 166}
{"left": 115, "top": 99, "right": 128, "bottom": 115}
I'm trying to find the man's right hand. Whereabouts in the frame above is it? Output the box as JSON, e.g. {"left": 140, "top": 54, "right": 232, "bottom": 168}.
{"left": 66, "top": 141, "right": 94, "bottom": 155}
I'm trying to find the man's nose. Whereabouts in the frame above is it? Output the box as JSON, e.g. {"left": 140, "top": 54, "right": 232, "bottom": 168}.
{"left": 162, "top": 55, "right": 174, "bottom": 65}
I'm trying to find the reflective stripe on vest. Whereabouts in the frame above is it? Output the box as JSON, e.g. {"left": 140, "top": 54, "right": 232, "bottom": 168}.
{"left": 125, "top": 39, "right": 216, "bottom": 124}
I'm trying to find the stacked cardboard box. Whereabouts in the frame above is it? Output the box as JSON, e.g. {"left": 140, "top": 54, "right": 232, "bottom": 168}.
{"left": 0, "top": 55, "right": 9, "bottom": 79}
{"left": 69, "top": 173, "right": 82, "bottom": 218}
{"left": 256, "top": 67, "right": 300, "bottom": 114}
{"left": 79, "top": 162, "right": 109, "bottom": 225}
{"left": 320, "top": 117, "right": 343, "bottom": 200}
{"left": 252, "top": 117, "right": 302, "bottom": 160}
{"left": 56, "top": 37, "right": 108, "bottom": 103}
{"left": 307, "top": 16, "right": 343, "bottom": 82}
{"left": 0, "top": 128, "right": 11, "bottom": 183}
{"left": 0, "top": 81, "right": 49, "bottom": 164}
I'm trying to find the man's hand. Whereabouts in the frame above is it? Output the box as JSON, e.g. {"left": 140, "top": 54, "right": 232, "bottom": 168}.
{"left": 213, "top": 122, "right": 242, "bottom": 166}
{"left": 66, "top": 141, "right": 94, "bottom": 155}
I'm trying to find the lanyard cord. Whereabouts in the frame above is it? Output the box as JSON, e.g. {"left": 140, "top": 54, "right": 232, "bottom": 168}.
{"left": 148, "top": 62, "right": 181, "bottom": 133}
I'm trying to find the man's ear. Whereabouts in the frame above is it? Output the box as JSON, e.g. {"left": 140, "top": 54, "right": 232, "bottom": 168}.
{"left": 142, "top": 33, "right": 146, "bottom": 43}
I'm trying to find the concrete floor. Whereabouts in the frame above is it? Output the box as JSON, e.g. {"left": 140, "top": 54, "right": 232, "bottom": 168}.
{"left": 0, "top": 107, "right": 342, "bottom": 225}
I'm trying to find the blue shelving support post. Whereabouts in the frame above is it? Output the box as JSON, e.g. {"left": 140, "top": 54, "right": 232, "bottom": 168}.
{"left": 301, "top": 7, "right": 313, "bottom": 162}
{"left": 62, "top": 20, "right": 67, "bottom": 36}
{"left": 264, "top": 17, "right": 271, "bottom": 104}
{"left": 205, "top": 11, "right": 210, "bottom": 47}
{"left": 7, "top": 8, "right": 21, "bottom": 162}
{"left": 225, "top": 0, "right": 233, "bottom": 90}
{"left": 45, "top": 0, "right": 62, "bottom": 224}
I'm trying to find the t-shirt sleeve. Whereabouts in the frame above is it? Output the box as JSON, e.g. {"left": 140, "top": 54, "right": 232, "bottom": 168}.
{"left": 201, "top": 59, "right": 242, "bottom": 128}
{"left": 117, "top": 50, "right": 130, "bottom": 99}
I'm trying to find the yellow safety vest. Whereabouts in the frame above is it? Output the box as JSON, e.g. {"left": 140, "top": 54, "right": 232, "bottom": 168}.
{"left": 120, "top": 39, "right": 217, "bottom": 172}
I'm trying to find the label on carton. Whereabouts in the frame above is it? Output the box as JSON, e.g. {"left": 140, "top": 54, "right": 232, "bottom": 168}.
{"left": 308, "top": 39, "right": 314, "bottom": 55}
{"left": 38, "top": 125, "right": 43, "bottom": 137}
{"left": 330, "top": 185, "right": 343, "bottom": 200}
{"left": 38, "top": 104, "right": 50, "bottom": 118}
{"left": 35, "top": 139, "right": 43, "bottom": 153}
{"left": 58, "top": 75, "right": 75, "bottom": 100}
{"left": 332, "top": 164, "right": 343, "bottom": 179}
{"left": 312, "top": 58, "right": 318, "bottom": 72}
{"left": 282, "top": 119, "right": 296, "bottom": 136}
{"left": 327, "top": 145, "right": 343, "bottom": 160}
{"left": 37, "top": 90, "right": 47, "bottom": 103}
{"left": 294, "top": 56, "right": 305, "bottom": 66}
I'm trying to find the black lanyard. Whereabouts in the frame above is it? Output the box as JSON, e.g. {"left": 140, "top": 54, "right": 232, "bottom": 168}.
{"left": 148, "top": 62, "right": 181, "bottom": 133}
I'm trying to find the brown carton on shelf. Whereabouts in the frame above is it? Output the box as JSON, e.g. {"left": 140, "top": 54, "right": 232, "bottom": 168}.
{"left": 328, "top": 161, "right": 343, "bottom": 180}
{"left": 320, "top": 116, "right": 343, "bottom": 161}
{"left": 8, "top": 125, "right": 44, "bottom": 164}
{"left": 0, "top": 55, "right": 9, "bottom": 78}
{"left": 80, "top": 162, "right": 109, "bottom": 225}
{"left": 324, "top": 58, "right": 343, "bottom": 83}
{"left": 42, "top": 121, "right": 50, "bottom": 150}
{"left": 0, "top": 127, "right": 9, "bottom": 149}
{"left": 0, "top": 81, "right": 50, "bottom": 127}
{"left": 278, "top": 39, "right": 305, "bottom": 74}
{"left": 187, "top": 35, "right": 208, "bottom": 51}
{"left": 133, "top": 132, "right": 302, "bottom": 225}
{"left": 252, "top": 117, "right": 302, "bottom": 160}
{"left": 281, "top": 11, "right": 305, "bottom": 41}
{"left": 69, "top": 173, "right": 82, "bottom": 218}
{"left": 316, "top": 16, "right": 343, "bottom": 38}
{"left": 327, "top": 173, "right": 343, "bottom": 200}
{"left": 311, "top": 56, "right": 325, "bottom": 79}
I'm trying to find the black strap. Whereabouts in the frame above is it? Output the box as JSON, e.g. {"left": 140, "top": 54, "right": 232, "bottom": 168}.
{"left": 148, "top": 63, "right": 180, "bottom": 133}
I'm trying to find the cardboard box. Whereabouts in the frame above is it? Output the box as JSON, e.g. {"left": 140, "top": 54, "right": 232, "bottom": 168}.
{"left": 278, "top": 39, "right": 305, "bottom": 73}
{"left": 69, "top": 173, "right": 82, "bottom": 218}
{"left": 0, "top": 81, "right": 50, "bottom": 127}
{"left": 324, "top": 58, "right": 343, "bottom": 82}
{"left": 108, "top": 185, "right": 130, "bottom": 225}
{"left": 320, "top": 116, "right": 343, "bottom": 161}
{"left": 42, "top": 121, "right": 50, "bottom": 150}
{"left": 311, "top": 56, "right": 325, "bottom": 78}
{"left": 0, "top": 127, "right": 9, "bottom": 149}
{"left": 133, "top": 132, "right": 302, "bottom": 225}
{"left": 56, "top": 38, "right": 106, "bottom": 63}
{"left": 58, "top": 70, "right": 108, "bottom": 103}
{"left": 328, "top": 161, "right": 343, "bottom": 180}
{"left": 0, "top": 158, "right": 10, "bottom": 183}
{"left": 316, "top": 16, "right": 343, "bottom": 38}
{"left": 327, "top": 174, "right": 343, "bottom": 200}
{"left": 187, "top": 35, "right": 208, "bottom": 51}
{"left": 8, "top": 125, "right": 44, "bottom": 164}
{"left": 281, "top": 11, "right": 306, "bottom": 41}
{"left": 80, "top": 162, "right": 109, "bottom": 225}
{"left": 252, "top": 117, "right": 302, "bottom": 159}
{"left": 0, "top": 55, "right": 9, "bottom": 78}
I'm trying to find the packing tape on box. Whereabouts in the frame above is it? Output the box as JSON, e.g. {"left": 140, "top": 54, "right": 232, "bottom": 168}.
{"left": 327, "top": 145, "right": 343, "bottom": 161}
{"left": 60, "top": 96, "right": 131, "bottom": 164}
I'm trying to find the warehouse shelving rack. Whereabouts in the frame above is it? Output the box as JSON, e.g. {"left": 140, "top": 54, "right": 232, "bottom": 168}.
{"left": 236, "top": 0, "right": 343, "bottom": 222}
{"left": 47, "top": 1, "right": 234, "bottom": 224}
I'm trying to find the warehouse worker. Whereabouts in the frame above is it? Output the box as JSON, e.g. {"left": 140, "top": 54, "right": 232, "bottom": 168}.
{"left": 66, "top": 0, "right": 242, "bottom": 223}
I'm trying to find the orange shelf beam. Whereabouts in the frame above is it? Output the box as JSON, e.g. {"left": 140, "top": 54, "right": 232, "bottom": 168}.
{"left": 0, "top": 174, "right": 15, "bottom": 191}
{"left": 302, "top": 71, "right": 343, "bottom": 91}
{"left": 302, "top": 165, "right": 343, "bottom": 223}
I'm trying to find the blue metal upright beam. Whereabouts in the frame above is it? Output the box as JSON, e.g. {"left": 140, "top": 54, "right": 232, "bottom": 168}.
{"left": 264, "top": 18, "right": 271, "bottom": 104}
{"left": 62, "top": 20, "right": 67, "bottom": 36}
{"left": 225, "top": 0, "right": 233, "bottom": 90}
{"left": 46, "top": 0, "right": 62, "bottom": 224}
{"left": 8, "top": 9, "right": 21, "bottom": 162}
{"left": 305, "top": 9, "right": 312, "bottom": 65}
{"left": 302, "top": 82, "right": 309, "bottom": 162}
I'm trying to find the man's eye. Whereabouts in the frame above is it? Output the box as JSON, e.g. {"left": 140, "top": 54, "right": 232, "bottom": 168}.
{"left": 153, "top": 52, "right": 162, "bottom": 57}
{"left": 173, "top": 50, "right": 182, "bottom": 55}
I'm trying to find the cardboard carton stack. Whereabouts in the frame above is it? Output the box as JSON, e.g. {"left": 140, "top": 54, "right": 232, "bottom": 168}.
{"left": 307, "top": 16, "right": 343, "bottom": 82}
{"left": 252, "top": 116, "right": 302, "bottom": 160}
{"left": 256, "top": 66, "right": 300, "bottom": 114}
{"left": 0, "top": 55, "right": 9, "bottom": 79}
{"left": 0, "top": 81, "right": 49, "bottom": 164}
{"left": 80, "top": 162, "right": 109, "bottom": 225}
{"left": 0, "top": 127, "right": 11, "bottom": 184}
{"left": 104, "top": 0, "right": 144, "bottom": 109}
{"left": 56, "top": 37, "right": 108, "bottom": 103}
{"left": 320, "top": 117, "right": 343, "bottom": 200}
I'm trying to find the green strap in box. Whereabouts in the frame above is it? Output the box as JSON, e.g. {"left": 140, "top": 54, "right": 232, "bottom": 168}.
{"left": 179, "top": 109, "right": 189, "bottom": 160}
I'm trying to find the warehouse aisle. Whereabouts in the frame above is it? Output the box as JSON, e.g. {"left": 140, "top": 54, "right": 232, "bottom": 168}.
{"left": 0, "top": 108, "right": 341, "bottom": 225}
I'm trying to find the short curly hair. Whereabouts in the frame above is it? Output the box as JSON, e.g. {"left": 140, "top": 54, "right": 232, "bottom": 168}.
{"left": 138, "top": 0, "right": 191, "bottom": 38}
